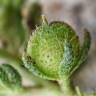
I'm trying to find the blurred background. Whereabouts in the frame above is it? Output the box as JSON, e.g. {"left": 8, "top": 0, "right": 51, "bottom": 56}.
{"left": 0, "top": 0, "right": 96, "bottom": 95}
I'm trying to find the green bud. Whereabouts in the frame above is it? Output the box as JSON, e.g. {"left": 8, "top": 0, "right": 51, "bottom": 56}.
{"left": 23, "top": 18, "right": 91, "bottom": 80}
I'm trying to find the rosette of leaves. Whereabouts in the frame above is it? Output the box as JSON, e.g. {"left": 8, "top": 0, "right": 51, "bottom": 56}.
{"left": 0, "top": 0, "right": 26, "bottom": 54}
{"left": 22, "top": 16, "right": 91, "bottom": 96}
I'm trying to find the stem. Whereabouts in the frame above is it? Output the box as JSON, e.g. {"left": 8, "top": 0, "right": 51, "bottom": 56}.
{"left": 58, "top": 78, "right": 75, "bottom": 96}
{"left": 0, "top": 86, "right": 62, "bottom": 96}
{"left": 75, "top": 86, "right": 83, "bottom": 96}
{"left": 20, "top": 86, "right": 62, "bottom": 96}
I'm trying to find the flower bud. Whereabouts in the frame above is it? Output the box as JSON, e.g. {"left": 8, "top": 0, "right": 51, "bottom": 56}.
{"left": 23, "top": 20, "right": 91, "bottom": 80}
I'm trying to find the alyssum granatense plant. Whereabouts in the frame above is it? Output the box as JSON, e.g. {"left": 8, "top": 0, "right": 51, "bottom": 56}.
{"left": 23, "top": 16, "right": 91, "bottom": 96}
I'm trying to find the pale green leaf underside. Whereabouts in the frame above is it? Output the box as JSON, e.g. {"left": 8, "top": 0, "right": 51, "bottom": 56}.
{"left": 59, "top": 40, "right": 74, "bottom": 78}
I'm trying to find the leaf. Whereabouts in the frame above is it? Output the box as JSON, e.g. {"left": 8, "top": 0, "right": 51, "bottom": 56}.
{"left": 59, "top": 40, "right": 74, "bottom": 78}
{"left": 50, "top": 22, "right": 76, "bottom": 40}
{"left": 79, "top": 30, "right": 91, "bottom": 64}
{"left": 0, "top": 64, "right": 22, "bottom": 90}
{"left": 70, "top": 30, "right": 91, "bottom": 75}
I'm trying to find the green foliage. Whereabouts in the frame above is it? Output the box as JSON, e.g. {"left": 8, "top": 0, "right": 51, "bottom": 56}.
{"left": 0, "top": 0, "right": 26, "bottom": 53}
{"left": 0, "top": 64, "right": 22, "bottom": 90}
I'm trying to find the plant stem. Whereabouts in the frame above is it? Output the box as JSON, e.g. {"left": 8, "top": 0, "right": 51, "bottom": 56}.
{"left": 0, "top": 85, "right": 62, "bottom": 96}
{"left": 58, "top": 78, "right": 75, "bottom": 96}
{"left": 75, "top": 86, "right": 83, "bottom": 96}
{"left": 20, "top": 86, "right": 62, "bottom": 96}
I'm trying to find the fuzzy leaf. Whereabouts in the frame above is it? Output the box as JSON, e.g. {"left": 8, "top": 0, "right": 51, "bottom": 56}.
{"left": 70, "top": 30, "right": 91, "bottom": 75}
{"left": 59, "top": 40, "right": 74, "bottom": 78}
{"left": 0, "top": 64, "right": 22, "bottom": 90}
